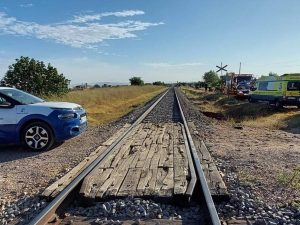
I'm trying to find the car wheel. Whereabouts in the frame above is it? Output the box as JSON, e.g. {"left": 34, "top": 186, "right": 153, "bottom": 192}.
{"left": 22, "top": 122, "right": 54, "bottom": 151}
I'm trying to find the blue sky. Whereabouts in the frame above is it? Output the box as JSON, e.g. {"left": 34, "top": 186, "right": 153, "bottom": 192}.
{"left": 0, "top": 0, "right": 300, "bottom": 85}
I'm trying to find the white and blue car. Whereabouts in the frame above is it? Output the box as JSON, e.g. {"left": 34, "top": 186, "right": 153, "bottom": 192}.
{"left": 0, "top": 87, "right": 87, "bottom": 151}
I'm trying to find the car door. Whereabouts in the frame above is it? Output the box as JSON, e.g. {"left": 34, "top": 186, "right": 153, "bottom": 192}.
{"left": 0, "top": 95, "right": 17, "bottom": 144}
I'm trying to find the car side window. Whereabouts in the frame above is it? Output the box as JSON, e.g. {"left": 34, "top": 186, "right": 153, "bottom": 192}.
{"left": 0, "top": 96, "right": 12, "bottom": 107}
{"left": 0, "top": 97, "right": 6, "bottom": 105}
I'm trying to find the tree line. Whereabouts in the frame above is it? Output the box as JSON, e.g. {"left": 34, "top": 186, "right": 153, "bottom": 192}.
{"left": 1, "top": 56, "right": 69, "bottom": 96}
{"left": 0, "top": 57, "right": 168, "bottom": 97}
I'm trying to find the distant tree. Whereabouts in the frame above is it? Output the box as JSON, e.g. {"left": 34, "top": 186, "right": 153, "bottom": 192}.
{"left": 1, "top": 56, "right": 70, "bottom": 96}
{"left": 129, "top": 76, "right": 144, "bottom": 86}
{"left": 203, "top": 70, "right": 220, "bottom": 87}
{"left": 177, "top": 82, "right": 187, "bottom": 86}
{"left": 195, "top": 81, "right": 205, "bottom": 89}
{"left": 153, "top": 81, "right": 165, "bottom": 86}
{"left": 94, "top": 84, "right": 101, "bottom": 88}
{"left": 102, "top": 84, "right": 108, "bottom": 88}
{"left": 269, "top": 72, "right": 279, "bottom": 77}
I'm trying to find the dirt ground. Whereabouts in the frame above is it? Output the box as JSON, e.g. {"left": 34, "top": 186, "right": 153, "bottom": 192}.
{"left": 0, "top": 92, "right": 163, "bottom": 225}
{"left": 206, "top": 123, "right": 300, "bottom": 205}
{"left": 1, "top": 88, "right": 299, "bottom": 224}
{"left": 181, "top": 88, "right": 300, "bottom": 207}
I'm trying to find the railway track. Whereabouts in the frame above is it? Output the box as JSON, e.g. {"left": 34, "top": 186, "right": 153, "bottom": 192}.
{"left": 28, "top": 87, "right": 221, "bottom": 225}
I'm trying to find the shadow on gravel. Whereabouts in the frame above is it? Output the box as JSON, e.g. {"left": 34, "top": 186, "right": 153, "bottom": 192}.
{"left": 0, "top": 145, "right": 40, "bottom": 163}
{"left": 0, "top": 142, "right": 64, "bottom": 163}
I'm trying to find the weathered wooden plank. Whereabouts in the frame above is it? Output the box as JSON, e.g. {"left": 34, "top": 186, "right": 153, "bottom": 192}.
{"left": 179, "top": 124, "right": 189, "bottom": 170}
{"left": 95, "top": 161, "right": 127, "bottom": 198}
{"left": 79, "top": 168, "right": 103, "bottom": 196}
{"left": 98, "top": 124, "right": 143, "bottom": 169}
{"left": 82, "top": 168, "right": 113, "bottom": 198}
{"left": 163, "top": 123, "right": 174, "bottom": 168}
{"left": 208, "top": 164, "right": 228, "bottom": 195}
{"left": 128, "top": 146, "right": 142, "bottom": 169}
{"left": 160, "top": 167, "right": 174, "bottom": 196}
{"left": 127, "top": 123, "right": 156, "bottom": 168}
{"left": 173, "top": 125, "right": 188, "bottom": 195}
{"left": 42, "top": 145, "right": 107, "bottom": 198}
{"left": 143, "top": 168, "right": 158, "bottom": 196}
{"left": 173, "top": 160, "right": 188, "bottom": 194}
{"left": 102, "top": 124, "right": 131, "bottom": 146}
{"left": 136, "top": 125, "right": 159, "bottom": 168}
{"left": 110, "top": 139, "right": 135, "bottom": 168}
{"left": 137, "top": 168, "right": 153, "bottom": 195}
{"left": 84, "top": 125, "right": 144, "bottom": 198}
{"left": 80, "top": 122, "right": 195, "bottom": 200}
{"left": 200, "top": 142, "right": 212, "bottom": 162}
{"left": 143, "top": 143, "right": 157, "bottom": 169}
{"left": 157, "top": 124, "right": 167, "bottom": 145}
{"left": 151, "top": 124, "right": 162, "bottom": 144}
{"left": 97, "top": 151, "right": 136, "bottom": 198}
{"left": 132, "top": 123, "right": 150, "bottom": 146}
{"left": 135, "top": 147, "right": 151, "bottom": 168}
{"left": 187, "top": 122, "right": 228, "bottom": 197}
{"left": 105, "top": 154, "right": 136, "bottom": 196}
{"left": 155, "top": 167, "right": 173, "bottom": 196}
{"left": 150, "top": 144, "right": 162, "bottom": 169}
{"left": 99, "top": 140, "right": 128, "bottom": 169}
{"left": 118, "top": 168, "right": 142, "bottom": 196}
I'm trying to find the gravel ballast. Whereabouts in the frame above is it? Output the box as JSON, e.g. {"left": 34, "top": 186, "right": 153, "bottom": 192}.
{"left": 177, "top": 89, "right": 300, "bottom": 224}
{"left": 144, "top": 89, "right": 181, "bottom": 123}
{"left": 0, "top": 91, "right": 165, "bottom": 225}
{"left": 65, "top": 197, "right": 203, "bottom": 224}
{"left": 2, "top": 87, "right": 299, "bottom": 224}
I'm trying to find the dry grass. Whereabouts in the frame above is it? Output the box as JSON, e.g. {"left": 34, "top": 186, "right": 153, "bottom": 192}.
{"left": 48, "top": 86, "right": 166, "bottom": 125}
{"left": 238, "top": 170, "right": 260, "bottom": 187}
{"left": 181, "top": 86, "right": 300, "bottom": 131}
{"left": 277, "top": 166, "right": 300, "bottom": 190}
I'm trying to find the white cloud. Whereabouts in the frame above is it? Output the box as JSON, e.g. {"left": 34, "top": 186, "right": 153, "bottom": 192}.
{"left": 144, "top": 62, "right": 203, "bottom": 68}
{"left": 70, "top": 10, "right": 145, "bottom": 23}
{"left": 20, "top": 3, "right": 33, "bottom": 8}
{"left": 0, "top": 11, "right": 162, "bottom": 48}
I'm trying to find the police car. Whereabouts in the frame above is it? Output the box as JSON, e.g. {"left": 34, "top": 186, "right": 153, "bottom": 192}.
{"left": 0, "top": 87, "right": 87, "bottom": 151}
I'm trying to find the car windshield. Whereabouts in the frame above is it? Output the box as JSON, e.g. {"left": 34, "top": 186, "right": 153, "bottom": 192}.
{"left": 0, "top": 89, "right": 44, "bottom": 105}
{"left": 237, "top": 85, "right": 250, "bottom": 90}
{"left": 287, "top": 81, "right": 300, "bottom": 91}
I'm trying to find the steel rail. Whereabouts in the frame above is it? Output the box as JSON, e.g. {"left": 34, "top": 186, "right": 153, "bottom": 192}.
{"left": 182, "top": 123, "right": 197, "bottom": 198}
{"left": 29, "top": 89, "right": 170, "bottom": 225}
{"left": 175, "top": 87, "right": 221, "bottom": 225}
